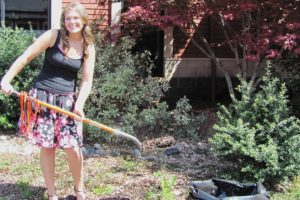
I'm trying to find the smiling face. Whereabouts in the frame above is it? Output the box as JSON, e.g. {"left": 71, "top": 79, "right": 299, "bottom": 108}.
{"left": 60, "top": 2, "right": 93, "bottom": 59}
{"left": 64, "top": 9, "right": 84, "bottom": 34}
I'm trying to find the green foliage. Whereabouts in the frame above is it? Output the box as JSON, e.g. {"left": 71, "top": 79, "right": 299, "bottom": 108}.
{"left": 144, "top": 187, "right": 160, "bottom": 200}
{"left": 271, "top": 177, "right": 300, "bottom": 200}
{"left": 0, "top": 116, "right": 14, "bottom": 129}
{"left": 84, "top": 35, "right": 203, "bottom": 141}
{"left": 91, "top": 185, "right": 114, "bottom": 196}
{"left": 0, "top": 27, "right": 43, "bottom": 130}
{"left": 161, "top": 176, "right": 176, "bottom": 200}
{"left": 111, "top": 159, "right": 139, "bottom": 172}
{"left": 209, "top": 68, "right": 300, "bottom": 184}
{"left": 16, "top": 178, "right": 33, "bottom": 199}
{"left": 171, "top": 96, "right": 205, "bottom": 137}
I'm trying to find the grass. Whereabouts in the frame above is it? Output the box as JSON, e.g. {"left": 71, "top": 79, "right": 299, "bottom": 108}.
{"left": 111, "top": 158, "right": 139, "bottom": 172}
{"left": 91, "top": 184, "right": 114, "bottom": 196}
{"left": 0, "top": 153, "right": 47, "bottom": 199}
{"left": 161, "top": 176, "right": 176, "bottom": 200}
{"left": 1, "top": 144, "right": 300, "bottom": 199}
{"left": 15, "top": 178, "right": 33, "bottom": 199}
{"left": 144, "top": 187, "right": 160, "bottom": 200}
{"left": 0, "top": 149, "right": 186, "bottom": 199}
{"left": 271, "top": 177, "right": 300, "bottom": 200}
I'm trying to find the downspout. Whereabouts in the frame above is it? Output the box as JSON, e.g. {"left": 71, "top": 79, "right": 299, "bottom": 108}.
{"left": 0, "top": 0, "right": 5, "bottom": 27}
{"left": 209, "top": 16, "right": 216, "bottom": 105}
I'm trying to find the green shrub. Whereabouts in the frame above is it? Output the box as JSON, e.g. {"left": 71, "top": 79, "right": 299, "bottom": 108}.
{"left": 0, "top": 27, "right": 43, "bottom": 130}
{"left": 84, "top": 36, "right": 203, "bottom": 142}
{"left": 209, "top": 68, "right": 300, "bottom": 185}
{"left": 171, "top": 96, "right": 205, "bottom": 137}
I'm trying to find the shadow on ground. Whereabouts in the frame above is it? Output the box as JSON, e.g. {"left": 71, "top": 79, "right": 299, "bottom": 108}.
{"left": 0, "top": 182, "right": 46, "bottom": 199}
{"left": 0, "top": 183, "right": 131, "bottom": 200}
{"left": 64, "top": 195, "right": 130, "bottom": 200}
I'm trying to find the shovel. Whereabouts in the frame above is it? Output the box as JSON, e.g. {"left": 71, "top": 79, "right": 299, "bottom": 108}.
{"left": 12, "top": 90, "right": 142, "bottom": 150}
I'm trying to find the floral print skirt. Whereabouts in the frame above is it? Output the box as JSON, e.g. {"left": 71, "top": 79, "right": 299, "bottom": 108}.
{"left": 18, "top": 88, "right": 83, "bottom": 148}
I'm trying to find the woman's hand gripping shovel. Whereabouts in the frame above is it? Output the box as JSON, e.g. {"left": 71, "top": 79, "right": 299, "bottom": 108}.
{"left": 11, "top": 90, "right": 142, "bottom": 150}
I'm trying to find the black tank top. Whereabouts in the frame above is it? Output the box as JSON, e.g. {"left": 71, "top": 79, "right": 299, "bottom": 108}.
{"left": 33, "top": 31, "right": 83, "bottom": 93}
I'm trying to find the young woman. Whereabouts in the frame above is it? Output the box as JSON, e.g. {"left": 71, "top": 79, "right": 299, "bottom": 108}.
{"left": 0, "top": 2, "right": 95, "bottom": 200}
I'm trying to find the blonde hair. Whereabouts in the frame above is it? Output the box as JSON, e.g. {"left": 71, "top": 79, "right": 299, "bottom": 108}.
{"left": 60, "top": 2, "right": 94, "bottom": 59}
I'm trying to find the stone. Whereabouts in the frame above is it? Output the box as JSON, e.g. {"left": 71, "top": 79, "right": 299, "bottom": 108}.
{"left": 133, "top": 149, "right": 143, "bottom": 159}
{"left": 163, "top": 146, "right": 180, "bottom": 156}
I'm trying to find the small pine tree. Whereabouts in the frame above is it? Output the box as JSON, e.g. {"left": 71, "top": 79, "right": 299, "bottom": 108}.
{"left": 210, "top": 67, "right": 300, "bottom": 184}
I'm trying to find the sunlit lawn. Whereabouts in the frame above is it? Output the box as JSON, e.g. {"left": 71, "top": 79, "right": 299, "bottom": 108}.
{"left": 0, "top": 149, "right": 299, "bottom": 199}
{"left": 0, "top": 150, "right": 189, "bottom": 199}
{"left": 270, "top": 177, "right": 300, "bottom": 200}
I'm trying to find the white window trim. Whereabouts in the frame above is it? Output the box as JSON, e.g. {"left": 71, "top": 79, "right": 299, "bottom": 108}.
{"left": 164, "top": 26, "right": 173, "bottom": 59}
{"left": 50, "top": 0, "right": 62, "bottom": 29}
{"left": 111, "top": 0, "right": 123, "bottom": 35}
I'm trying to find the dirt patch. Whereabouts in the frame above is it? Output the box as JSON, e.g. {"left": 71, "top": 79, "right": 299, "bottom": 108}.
{"left": 0, "top": 108, "right": 221, "bottom": 199}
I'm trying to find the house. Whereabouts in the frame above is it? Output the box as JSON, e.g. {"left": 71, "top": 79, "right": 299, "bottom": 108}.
{"left": 0, "top": 0, "right": 115, "bottom": 30}
{"left": 1, "top": 0, "right": 238, "bottom": 104}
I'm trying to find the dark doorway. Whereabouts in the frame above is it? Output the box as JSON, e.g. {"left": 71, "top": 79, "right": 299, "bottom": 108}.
{"left": 132, "top": 25, "right": 164, "bottom": 77}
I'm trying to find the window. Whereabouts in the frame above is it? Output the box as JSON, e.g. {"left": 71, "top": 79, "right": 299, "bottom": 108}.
{"left": 2, "top": 0, "right": 49, "bottom": 30}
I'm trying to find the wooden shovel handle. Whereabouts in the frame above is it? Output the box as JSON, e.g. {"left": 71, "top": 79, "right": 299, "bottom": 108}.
{"left": 12, "top": 90, "right": 142, "bottom": 150}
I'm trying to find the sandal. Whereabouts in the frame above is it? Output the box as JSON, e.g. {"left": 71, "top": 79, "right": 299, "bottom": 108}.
{"left": 48, "top": 194, "right": 58, "bottom": 200}
{"left": 74, "top": 186, "right": 86, "bottom": 200}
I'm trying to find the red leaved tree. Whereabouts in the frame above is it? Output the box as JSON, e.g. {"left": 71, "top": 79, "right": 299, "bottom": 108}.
{"left": 122, "top": 0, "right": 300, "bottom": 101}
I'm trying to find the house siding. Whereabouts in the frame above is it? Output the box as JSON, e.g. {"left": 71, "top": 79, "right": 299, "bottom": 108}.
{"left": 173, "top": 17, "right": 239, "bottom": 59}
{"left": 165, "top": 18, "right": 245, "bottom": 103}
{"left": 164, "top": 18, "right": 245, "bottom": 79}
